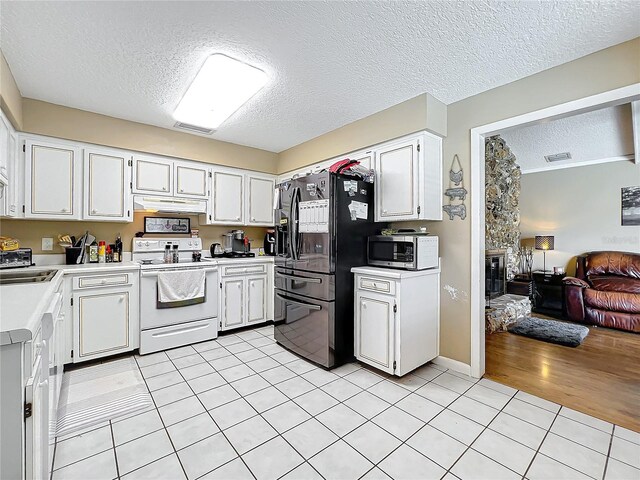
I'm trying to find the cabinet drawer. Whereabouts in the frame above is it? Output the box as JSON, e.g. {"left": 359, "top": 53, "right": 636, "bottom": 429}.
{"left": 74, "top": 273, "right": 131, "bottom": 289}
{"left": 223, "top": 264, "right": 267, "bottom": 276}
{"left": 357, "top": 276, "right": 395, "bottom": 295}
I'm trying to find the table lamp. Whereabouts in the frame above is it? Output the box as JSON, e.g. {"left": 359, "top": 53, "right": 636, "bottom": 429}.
{"left": 535, "top": 235, "right": 554, "bottom": 273}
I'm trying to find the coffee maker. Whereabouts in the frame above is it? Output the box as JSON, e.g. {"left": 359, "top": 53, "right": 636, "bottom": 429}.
{"left": 231, "top": 230, "right": 246, "bottom": 253}
{"left": 263, "top": 229, "right": 276, "bottom": 256}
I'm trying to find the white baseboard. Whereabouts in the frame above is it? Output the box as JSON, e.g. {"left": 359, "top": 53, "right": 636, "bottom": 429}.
{"left": 432, "top": 356, "right": 473, "bottom": 377}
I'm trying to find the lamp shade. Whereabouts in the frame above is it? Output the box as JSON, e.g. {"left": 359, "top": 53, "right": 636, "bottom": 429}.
{"left": 535, "top": 235, "right": 554, "bottom": 251}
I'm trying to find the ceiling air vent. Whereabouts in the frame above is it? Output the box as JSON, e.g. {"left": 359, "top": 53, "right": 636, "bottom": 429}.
{"left": 174, "top": 122, "right": 215, "bottom": 135}
{"left": 544, "top": 152, "right": 572, "bottom": 163}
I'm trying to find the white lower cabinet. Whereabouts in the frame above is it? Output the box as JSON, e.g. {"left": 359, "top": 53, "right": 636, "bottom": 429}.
{"left": 352, "top": 266, "right": 440, "bottom": 376}
{"left": 219, "top": 262, "right": 272, "bottom": 331}
{"left": 71, "top": 271, "right": 139, "bottom": 362}
{"left": 355, "top": 290, "right": 395, "bottom": 374}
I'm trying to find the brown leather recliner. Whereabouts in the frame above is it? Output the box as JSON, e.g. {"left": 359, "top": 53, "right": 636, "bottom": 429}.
{"left": 563, "top": 251, "right": 640, "bottom": 332}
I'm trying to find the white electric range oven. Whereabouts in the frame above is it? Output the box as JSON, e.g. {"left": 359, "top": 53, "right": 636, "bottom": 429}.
{"left": 133, "top": 238, "right": 218, "bottom": 354}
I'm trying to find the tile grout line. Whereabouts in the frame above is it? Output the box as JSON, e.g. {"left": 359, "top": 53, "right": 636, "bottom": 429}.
{"left": 108, "top": 420, "right": 121, "bottom": 479}
{"left": 601, "top": 427, "right": 615, "bottom": 480}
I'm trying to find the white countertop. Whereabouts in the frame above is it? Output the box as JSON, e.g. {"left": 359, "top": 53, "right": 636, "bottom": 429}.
{"left": 0, "top": 269, "right": 64, "bottom": 345}
{"left": 351, "top": 265, "right": 441, "bottom": 278}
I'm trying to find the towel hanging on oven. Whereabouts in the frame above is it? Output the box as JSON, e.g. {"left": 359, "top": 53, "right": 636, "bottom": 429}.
{"left": 157, "top": 269, "right": 205, "bottom": 307}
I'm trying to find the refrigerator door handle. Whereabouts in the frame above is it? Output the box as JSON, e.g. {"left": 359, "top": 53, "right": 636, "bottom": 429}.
{"left": 275, "top": 271, "right": 322, "bottom": 283}
{"left": 287, "top": 187, "right": 296, "bottom": 260}
{"left": 291, "top": 186, "right": 301, "bottom": 260}
{"left": 275, "top": 293, "right": 322, "bottom": 311}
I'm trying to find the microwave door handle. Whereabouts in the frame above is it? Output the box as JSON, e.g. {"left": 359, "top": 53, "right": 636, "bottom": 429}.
{"left": 275, "top": 293, "right": 322, "bottom": 310}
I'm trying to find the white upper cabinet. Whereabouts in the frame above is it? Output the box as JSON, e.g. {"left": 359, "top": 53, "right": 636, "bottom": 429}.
{"left": 350, "top": 149, "right": 374, "bottom": 170}
{"left": 375, "top": 136, "right": 420, "bottom": 221}
{"left": 133, "top": 154, "right": 173, "bottom": 195}
{"left": 0, "top": 113, "right": 20, "bottom": 218}
{"left": 24, "top": 138, "right": 82, "bottom": 219}
{"left": 210, "top": 168, "right": 244, "bottom": 224}
{"left": 84, "top": 147, "right": 132, "bottom": 222}
{"left": 175, "top": 161, "right": 209, "bottom": 198}
{"left": 374, "top": 132, "right": 442, "bottom": 222}
{"left": 0, "top": 114, "right": 9, "bottom": 183}
{"left": 246, "top": 174, "right": 275, "bottom": 226}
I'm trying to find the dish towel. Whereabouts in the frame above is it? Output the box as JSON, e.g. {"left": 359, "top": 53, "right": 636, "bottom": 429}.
{"left": 157, "top": 269, "right": 205, "bottom": 303}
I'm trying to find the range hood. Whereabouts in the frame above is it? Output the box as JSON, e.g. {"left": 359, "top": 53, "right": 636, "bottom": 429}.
{"left": 133, "top": 196, "right": 207, "bottom": 214}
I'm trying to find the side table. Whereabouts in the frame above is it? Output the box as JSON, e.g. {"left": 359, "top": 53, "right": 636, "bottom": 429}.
{"left": 532, "top": 271, "right": 566, "bottom": 318}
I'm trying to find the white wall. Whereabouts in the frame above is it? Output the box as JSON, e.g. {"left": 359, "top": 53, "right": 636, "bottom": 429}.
{"left": 519, "top": 160, "right": 640, "bottom": 276}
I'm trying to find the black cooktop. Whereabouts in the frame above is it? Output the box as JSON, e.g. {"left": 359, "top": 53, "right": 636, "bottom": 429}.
{"left": 210, "top": 251, "right": 256, "bottom": 259}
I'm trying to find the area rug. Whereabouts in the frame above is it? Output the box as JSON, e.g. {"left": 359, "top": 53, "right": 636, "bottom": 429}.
{"left": 56, "top": 357, "right": 152, "bottom": 438}
{"left": 508, "top": 316, "right": 589, "bottom": 347}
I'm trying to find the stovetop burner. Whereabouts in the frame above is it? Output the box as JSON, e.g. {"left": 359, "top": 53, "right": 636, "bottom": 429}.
{"left": 218, "top": 251, "right": 256, "bottom": 258}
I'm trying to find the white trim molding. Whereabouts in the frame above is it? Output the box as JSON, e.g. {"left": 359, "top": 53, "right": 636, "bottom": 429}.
{"left": 520, "top": 154, "right": 634, "bottom": 174}
{"left": 432, "top": 356, "right": 472, "bottom": 377}
{"left": 469, "top": 83, "right": 640, "bottom": 379}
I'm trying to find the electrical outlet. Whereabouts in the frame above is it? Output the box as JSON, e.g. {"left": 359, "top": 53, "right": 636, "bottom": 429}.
{"left": 42, "top": 237, "right": 54, "bottom": 251}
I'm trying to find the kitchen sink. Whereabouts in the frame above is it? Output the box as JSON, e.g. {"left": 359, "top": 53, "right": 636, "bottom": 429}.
{"left": 0, "top": 269, "right": 57, "bottom": 285}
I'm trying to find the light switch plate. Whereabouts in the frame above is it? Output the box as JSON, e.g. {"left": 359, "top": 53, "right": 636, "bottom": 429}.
{"left": 42, "top": 237, "right": 54, "bottom": 251}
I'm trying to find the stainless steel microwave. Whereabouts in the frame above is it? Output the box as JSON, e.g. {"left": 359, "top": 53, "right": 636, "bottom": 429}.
{"left": 367, "top": 235, "right": 439, "bottom": 270}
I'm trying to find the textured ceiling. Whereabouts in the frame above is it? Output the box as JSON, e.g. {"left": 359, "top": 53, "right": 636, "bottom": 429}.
{"left": 501, "top": 104, "right": 635, "bottom": 173}
{"left": 1, "top": 1, "right": 639, "bottom": 152}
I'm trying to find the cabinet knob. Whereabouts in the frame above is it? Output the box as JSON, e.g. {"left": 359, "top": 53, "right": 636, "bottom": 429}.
{"left": 362, "top": 302, "right": 367, "bottom": 309}
{"left": 91, "top": 209, "right": 97, "bottom": 214}
{"left": 236, "top": 216, "right": 240, "bottom": 220}
{"left": 162, "top": 187, "right": 167, "bottom": 191}
{"left": 179, "top": 189, "right": 184, "bottom": 193}
{"left": 119, "top": 296, "right": 125, "bottom": 302}
{"left": 251, "top": 218, "right": 255, "bottom": 222}
{"left": 237, "top": 284, "right": 241, "bottom": 289}
{"left": 61, "top": 208, "right": 68, "bottom": 212}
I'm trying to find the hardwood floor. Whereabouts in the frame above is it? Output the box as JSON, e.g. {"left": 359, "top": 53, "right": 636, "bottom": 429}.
{"left": 485, "top": 324, "right": 640, "bottom": 432}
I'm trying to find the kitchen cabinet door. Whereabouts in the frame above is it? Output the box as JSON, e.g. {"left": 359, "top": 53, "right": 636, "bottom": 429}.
{"left": 24, "top": 355, "right": 49, "bottom": 480}
{"left": 84, "top": 148, "right": 132, "bottom": 222}
{"left": 175, "top": 161, "right": 209, "bottom": 198}
{"left": 247, "top": 275, "right": 267, "bottom": 324}
{"left": 211, "top": 169, "right": 244, "bottom": 224}
{"left": 3, "top": 128, "right": 20, "bottom": 217}
{"left": 24, "top": 139, "right": 82, "bottom": 219}
{"left": 374, "top": 137, "right": 420, "bottom": 221}
{"left": 350, "top": 149, "right": 374, "bottom": 170}
{"left": 355, "top": 290, "right": 396, "bottom": 374}
{"left": 74, "top": 289, "right": 130, "bottom": 360}
{"left": 133, "top": 154, "right": 173, "bottom": 195}
{"left": 246, "top": 174, "right": 275, "bottom": 226}
{"left": 0, "top": 114, "right": 9, "bottom": 182}
{"left": 221, "top": 278, "right": 244, "bottom": 330}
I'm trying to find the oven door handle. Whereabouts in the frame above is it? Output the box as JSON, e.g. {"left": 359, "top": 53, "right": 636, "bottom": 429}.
{"left": 141, "top": 267, "right": 218, "bottom": 277}
{"left": 275, "top": 293, "right": 322, "bottom": 310}
{"left": 275, "top": 272, "right": 321, "bottom": 283}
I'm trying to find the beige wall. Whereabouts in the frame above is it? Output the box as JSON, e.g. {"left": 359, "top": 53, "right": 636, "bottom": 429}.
{"left": 272, "top": 38, "right": 640, "bottom": 365}
{"left": 0, "top": 214, "right": 268, "bottom": 256}
{"left": 435, "top": 37, "right": 640, "bottom": 364}
{"left": 277, "top": 93, "right": 447, "bottom": 173}
{"left": 520, "top": 161, "right": 640, "bottom": 276}
{"left": 22, "top": 99, "right": 278, "bottom": 173}
{"left": 0, "top": 50, "right": 23, "bottom": 129}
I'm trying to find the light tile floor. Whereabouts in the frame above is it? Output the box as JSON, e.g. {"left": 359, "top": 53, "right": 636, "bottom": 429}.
{"left": 52, "top": 324, "right": 640, "bottom": 480}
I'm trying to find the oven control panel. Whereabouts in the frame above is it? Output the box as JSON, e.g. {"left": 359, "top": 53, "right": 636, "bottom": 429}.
{"left": 133, "top": 238, "right": 203, "bottom": 252}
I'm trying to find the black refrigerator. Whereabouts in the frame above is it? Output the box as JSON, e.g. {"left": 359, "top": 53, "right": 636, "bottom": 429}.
{"left": 274, "top": 171, "right": 386, "bottom": 368}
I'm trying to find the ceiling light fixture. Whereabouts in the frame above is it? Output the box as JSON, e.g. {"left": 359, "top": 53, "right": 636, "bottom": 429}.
{"left": 174, "top": 53, "right": 267, "bottom": 130}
